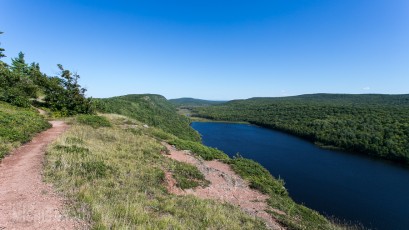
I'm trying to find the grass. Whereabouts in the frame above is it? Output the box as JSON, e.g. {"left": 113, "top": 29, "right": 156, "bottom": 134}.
{"left": 44, "top": 114, "right": 268, "bottom": 229}
{"left": 0, "top": 102, "right": 51, "bottom": 159}
{"left": 228, "top": 156, "right": 288, "bottom": 196}
{"left": 76, "top": 114, "right": 112, "bottom": 128}
{"left": 171, "top": 162, "right": 210, "bottom": 189}
{"left": 44, "top": 113, "right": 358, "bottom": 229}
{"left": 168, "top": 138, "right": 229, "bottom": 161}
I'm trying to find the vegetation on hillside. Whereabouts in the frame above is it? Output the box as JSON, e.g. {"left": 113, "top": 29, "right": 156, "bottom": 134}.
{"left": 0, "top": 31, "right": 93, "bottom": 159}
{"left": 193, "top": 94, "right": 409, "bottom": 164}
{"left": 0, "top": 32, "right": 93, "bottom": 116}
{"left": 0, "top": 102, "right": 50, "bottom": 159}
{"left": 45, "top": 114, "right": 345, "bottom": 229}
{"left": 94, "top": 94, "right": 200, "bottom": 141}
{"left": 44, "top": 115, "right": 267, "bottom": 229}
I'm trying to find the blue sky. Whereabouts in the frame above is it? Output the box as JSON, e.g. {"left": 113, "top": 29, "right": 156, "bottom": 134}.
{"left": 1, "top": 0, "right": 408, "bottom": 100}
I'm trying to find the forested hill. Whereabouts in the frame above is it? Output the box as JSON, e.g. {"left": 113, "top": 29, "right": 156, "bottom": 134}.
{"left": 229, "top": 94, "right": 409, "bottom": 107}
{"left": 95, "top": 94, "right": 200, "bottom": 141}
{"left": 194, "top": 94, "right": 409, "bottom": 164}
{"left": 169, "top": 97, "right": 227, "bottom": 107}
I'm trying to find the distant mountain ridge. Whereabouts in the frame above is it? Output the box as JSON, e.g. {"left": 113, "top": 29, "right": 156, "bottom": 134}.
{"left": 169, "top": 98, "right": 227, "bottom": 107}
{"left": 172, "top": 94, "right": 409, "bottom": 108}
{"left": 227, "top": 93, "right": 409, "bottom": 107}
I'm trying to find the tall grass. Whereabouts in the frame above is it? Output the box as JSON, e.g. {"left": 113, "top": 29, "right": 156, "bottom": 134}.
{"left": 44, "top": 115, "right": 267, "bottom": 229}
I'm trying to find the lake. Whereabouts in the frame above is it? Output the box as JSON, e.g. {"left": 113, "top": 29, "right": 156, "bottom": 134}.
{"left": 191, "top": 122, "right": 409, "bottom": 230}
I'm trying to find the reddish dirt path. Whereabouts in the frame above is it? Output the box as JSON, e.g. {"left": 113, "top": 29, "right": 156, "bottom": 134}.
{"left": 162, "top": 143, "right": 285, "bottom": 230}
{"left": 0, "top": 121, "right": 82, "bottom": 230}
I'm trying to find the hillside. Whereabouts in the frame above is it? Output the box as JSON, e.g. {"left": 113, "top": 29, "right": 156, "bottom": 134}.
{"left": 230, "top": 94, "right": 409, "bottom": 107}
{"left": 194, "top": 94, "right": 409, "bottom": 163}
{"left": 44, "top": 114, "right": 342, "bottom": 229}
{"left": 169, "top": 97, "right": 227, "bottom": 107}
{"left": 0, "top": 102, "right": 50, "bottom": 159}
{"left": 94, "top": 94, "right": 200, "bottom": 141}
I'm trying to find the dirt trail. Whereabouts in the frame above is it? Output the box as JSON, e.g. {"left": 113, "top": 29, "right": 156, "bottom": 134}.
{"left": 0, "top": 121, "right": 81, "bottom": 230}
{"left": 162, "top": 143, "right": 285, "bottom": 230}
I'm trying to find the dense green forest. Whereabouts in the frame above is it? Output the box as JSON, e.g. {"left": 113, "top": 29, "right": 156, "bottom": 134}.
{"left": 94, "top": 94, "right": 201, "bottom": 141}
{"left": 169, "top": 97, "right": 227, "bottom": 107}
{"left": 193, "top": 94, "right": 409, "bottom": 163}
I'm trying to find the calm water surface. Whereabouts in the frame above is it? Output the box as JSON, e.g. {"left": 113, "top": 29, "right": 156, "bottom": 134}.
{"left": 191, "top": 122, "right": 409, "bottom": 230}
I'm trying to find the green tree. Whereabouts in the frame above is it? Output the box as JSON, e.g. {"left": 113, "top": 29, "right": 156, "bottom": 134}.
{"left": 11, "top": 52, "right": 29, "bottom": 76}
{"left": 0, "top": 66, "right": 32, "bottom": 107}
{"left": 0, "top": 31, "right": 5, "bottom": 60}
{"left": 44, "top": 64, "right": 93, "bottom": 115}
{"left": 0, "top": 51, "right": 37, "bottom": 107}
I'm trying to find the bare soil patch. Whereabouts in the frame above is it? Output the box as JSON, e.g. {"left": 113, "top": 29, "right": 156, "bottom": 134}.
{"left": 162, "top": 143, "right": 285, "bottom": 230}
{"left": 0, "top": 121, "right": 83, "bottom": 230}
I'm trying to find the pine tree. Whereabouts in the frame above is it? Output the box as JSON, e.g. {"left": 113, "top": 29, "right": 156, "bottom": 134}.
{"left": 0, "top": 31, "right": 5, "bottom": 59}
{"left": 11, "top": 52, "right": 29, "bottom": 76}
{"left": 44, "top": 64, "right": 93, "bottom": 115}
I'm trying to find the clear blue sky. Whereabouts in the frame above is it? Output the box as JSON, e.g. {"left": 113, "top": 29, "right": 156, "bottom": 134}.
{"left": 1, "top": 0, "right": 408, "bottom": 100}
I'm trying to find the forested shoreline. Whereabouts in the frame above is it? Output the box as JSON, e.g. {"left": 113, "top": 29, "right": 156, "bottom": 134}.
{"left": 193, "top": 94, "right": 409, "bottom": 164}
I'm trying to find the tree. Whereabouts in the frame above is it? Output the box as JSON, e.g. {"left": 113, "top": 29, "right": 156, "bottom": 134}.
{"left": 0, "top": 31, "right": 5, "bottom": 60}
{"left": 11, "top": 52, "right": 29, "bottom": 76}
{"left": 44, "top": 64, "right": 93, "bottom": 115}
{"left": 0, "top": 51, "right": 37, "bottom": 107}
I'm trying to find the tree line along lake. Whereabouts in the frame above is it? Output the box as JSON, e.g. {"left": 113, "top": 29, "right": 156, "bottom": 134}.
{"left": 191, "top": 121, "right": 409, "bottom": 230}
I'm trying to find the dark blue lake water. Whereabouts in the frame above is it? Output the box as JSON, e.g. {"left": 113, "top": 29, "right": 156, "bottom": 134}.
{"left": 191, "top": 122, "right": 409, "bottom": 230}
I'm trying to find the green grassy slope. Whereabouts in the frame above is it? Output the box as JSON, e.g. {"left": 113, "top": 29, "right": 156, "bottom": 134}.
{"left": 169, "top": 97, "right": 227, "bottom": 107}
{"left": 94, "top": 94, "right": 200, "bottom": 141}
{"left": 0, "top": 102, "right": 51, "bottom": 159}
{"left": 45, "top": 114, "right": 343, "bottom": 229}
{"left": 194, "top": 94, "right": 409, "bottom": 163}
{"left": 45, "top": 114, "right": 267, "bottom": 229}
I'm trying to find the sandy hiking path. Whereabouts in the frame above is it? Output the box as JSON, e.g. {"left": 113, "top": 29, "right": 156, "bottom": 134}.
{"left": 0, "top": 121, "right": 81, "bottom": 230}
{"left": 162, "top": 143, "right": 285, "bottom": 230}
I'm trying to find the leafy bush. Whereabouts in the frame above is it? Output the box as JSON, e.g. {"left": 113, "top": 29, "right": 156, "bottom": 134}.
{"left": 76, "top": 115, "right": 111, "bottom": 128}
{"left": 228, "top": 156, "right": 287, "bottom": 196}
{"left": 0, "top": 63, "right": 35, "bottom": 107}
{"left": 44, "top": 65, "right": 94, "bottom": 115}
{"left": 0, "top": 102, "right": 50, "bottom": 159}
{"left": 172, "top": 162, "right": 209, "bottom": 189}
{"left": 54, "top": 145, "right": 90, "bottom": 157}
{"left": 147, "top": 128, "right": 175, "bottom": 141}
{"left": 80, "top": 160, "right": 112, "bottom": 179}
{"left": 169, "top": 138, "right": 229, "bottom": 160}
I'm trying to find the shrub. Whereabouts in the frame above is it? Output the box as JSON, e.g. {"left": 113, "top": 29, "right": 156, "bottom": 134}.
{"left": 76, "top": 115, "right": 111, "bottom": 128}
{"left": 169, "top": 138, "right": 229, "bottom": 160}
{"left": 0, "top": 102, "right": 50, "bottom": 159}
{"left": 228, "top": 156, "right": 288, "bottom": 196}
{"left": 80, "top": 160, "right": 112, "bottom": 179}
{"left": 172, "top": 162, "right": 209, "bottom": 189}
